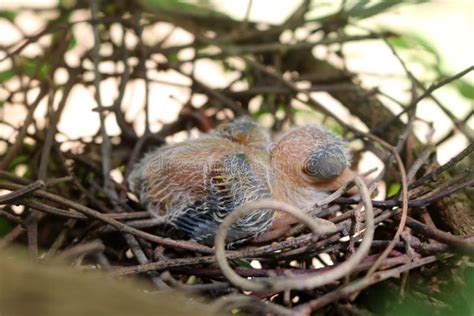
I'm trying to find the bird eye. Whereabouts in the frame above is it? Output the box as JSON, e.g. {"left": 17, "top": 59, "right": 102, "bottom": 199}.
{"left": 304, "top": 154, "right": 320, "bottom": 176}
{"left": 303, "top": 148, "right": 347, "bottom": 180}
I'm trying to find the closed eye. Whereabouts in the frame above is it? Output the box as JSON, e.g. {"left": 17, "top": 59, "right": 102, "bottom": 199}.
{"left": 304, "top": 147, "right": 347, "bottom": 180}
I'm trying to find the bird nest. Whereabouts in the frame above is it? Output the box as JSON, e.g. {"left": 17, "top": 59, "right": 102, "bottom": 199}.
{"left": 0, "top": 1, "right": 473, "bottom": 315}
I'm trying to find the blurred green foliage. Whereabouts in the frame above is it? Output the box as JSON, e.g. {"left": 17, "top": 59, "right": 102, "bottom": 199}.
{"left": 140, "top": 0, "right": 224, "bottom": 17}
{"left": 390, "top": 34, "right": 474, "bottom": 100}
{"left": 0, "top": 217, "right": 13, "bottom": 237}
{"left": 360, "top": 257, "right": 474, "bottom": 316}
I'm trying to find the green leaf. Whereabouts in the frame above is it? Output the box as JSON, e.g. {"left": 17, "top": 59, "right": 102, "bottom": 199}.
{"left": 387, "top": 183, "right": 401, "bottom": 197}
{"left": 20, "top": 58, "right": 51, "bottom": 80}
{"left": 389, "top": 33, "right": 442, "bottom": 69}
{"left": 103, "top": 2, "right": 117, "bottom": 16}
{"left": 347, "top": 0, "right": 370, "bottom": 14}
{"left": 244, "top": 74, "right": 255, "bottom": 87}
{"left": 0, "top": 217, "right": 14, "bottom": 237}
{"left": 348, "top": 1, "right": 401, "bottom": 19}
{"left": 167, "top": 52, "right": 179, "bottom": 63}
{"left": 452, "top": 79, "right": 474, "bottom": 100}
{"left": 222, "top": 61, "right": 234, "bottom": 73}
{"left": 142, "top": 0, "right": 226, "bottom": 18}
{"left": 0, "top": 69, "right": 15, "bottom": 83}
{"left": 390, "top": 34, "right": 439, "bottom": 60}
{"left": 330, "top": 124, "right": 345, "bottom": 136}
{"left": 391, "top": 34, "right": 474, "bottom": 100}
{"left": 10, "top": 155, "right": 29, "bottom": 168}
{"left": 185, "top": 275, "right": 197, "bottom": 285}
{"left": 347, "top": 0, "right": 429, "bottom": 20}
{"left": 252, "top": 109, "right": 269, "bottom": 119}
{"left": 389, "top": 36, "right": 411, "bottom": 50}
{"left": 143, "top": 0, "right": 202, "bottom": 12}
{"left": 68, "top": 35, "right": 77, "bottom": 50}
{"left": 0, "top": 10, "right": 16, "bottom": 22}
{"left": 59, "top": 0, "right": 75, "bottom": 9}
{"left": 233, "top": 259, "right": 252, "bottom": 268}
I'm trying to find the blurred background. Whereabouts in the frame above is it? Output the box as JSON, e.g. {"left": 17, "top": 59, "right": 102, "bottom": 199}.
{"left": 0, "top": 0, "right": 472, "bottom": 165}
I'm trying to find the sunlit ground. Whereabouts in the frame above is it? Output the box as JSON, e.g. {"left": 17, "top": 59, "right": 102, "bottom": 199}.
{"left": 0, "top": 0, "right": 472, "bottom": 171}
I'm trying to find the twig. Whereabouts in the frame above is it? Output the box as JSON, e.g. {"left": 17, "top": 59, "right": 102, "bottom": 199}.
{"left": 172, "top": 254, "right": 412, "bottom": 278}
{"left": 37, "top": 67, "right": 78, "bottom": 181}
{"left": 0, "top": 182, "right": 212, "bottom": 253}
{"left": 411, "top": 143, "right": 474, "bottom": 188}
{"left": 212, "top": 294, "right": 298, "bottom": 316}
{"left": 111, "top": 25, "right": 137, "bottom": 140}
{"left": 45, "top": 219, "right": 76, "bottom": 258}
{"left": 0, "top": 84, "right": 48, "bottom": 170}
{"left": 396, "top": 65, "right": 474, "bottom": 119}
{"left": 160, "top": 271, "right": 232, "bottom": 294}
{"left": 219, "top": 34, "right": 391, "bottom": 55}
{"left": 57, "top": 240, "right": 106, "bottom": 260}
{"left": 124, "top": 233, "right": 169, "bottom": 289}
{"left": 294, "top": 256, "right": 439, "bottom": 314}
{"left": 402, "top": 215, "right": 474, "bottom": 254}
{"left": 0, "top": 224, "right": 27, "bottom": 250}
{"left": 315, "top": 174, "right": 357, "bottom": 207}
{"left": 214, "top": 176, "right": 373, "bottom": 292}
{"left": 0, "top": 210, "right": 23, "bottom": 224}
{"left": 0, "top": 181, "right": 45, "bottom": 204}
{"left": 360, "top": 134, "right": 408, "bottom": 276}
{"left": 406, "top": 144, "right": 436, "bottom": 184}
{"left": 112, "top": 206, "right": 390, "bottom": 277}
{"left": 89, "top": 0, "right": 114, "bottom": 197}
{"left": 133, "top": 11, "right": 151, "bottom": 135}
{"left": 98, "top": 218, "right": 165, "bottom": 232}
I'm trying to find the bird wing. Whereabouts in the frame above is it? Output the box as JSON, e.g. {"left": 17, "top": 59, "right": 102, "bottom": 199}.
{"left": 128, "top": 136, "right": 233, "bottom": 216}
{"left": 170, "top": 152, "right": 274, "bottom": 245}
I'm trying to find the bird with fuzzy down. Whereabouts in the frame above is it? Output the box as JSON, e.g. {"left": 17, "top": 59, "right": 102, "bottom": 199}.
{"left": 128, "top": 116, "right": 356, "bottom": 246}
{"left": 260, "top": 125, "right": 356, "bottom": 241}
{"left": 128, "top": 116, "right": 274, "bottom": 246}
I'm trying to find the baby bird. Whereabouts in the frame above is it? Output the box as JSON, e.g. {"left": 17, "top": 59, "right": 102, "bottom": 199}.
{"left": 271, "top": 125, "right": 354, "bottom": 210}
{"left": 128, "top": 117, "right": 354, "bottom": 245}
{"left": 264, "top": 125, "right": 354, "bottom": 239}
{"left": 128, "top": 116, "right": 274, "bottom": 245}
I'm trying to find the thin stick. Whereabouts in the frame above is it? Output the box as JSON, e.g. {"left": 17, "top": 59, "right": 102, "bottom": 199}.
{"left": 294, "top": 256, "right": 438, "bottom": 314}
{"left": 0, "top": 183, "right": 212, "bottom": 253}
{"left": 214, "top": 176, "right": 373, "bottom": 292}
{"left": 57, "top": 240, "right": 105, "bottom": 260}
{"left": 361, "top": 134, "right": 409, "bottom": 276}
{"left": 0, "top": 181, "right": 45, "bottom": 204}
{"left": 411, "top": 143, "right": 474, "bottom": 188}
{"left": 402, "top": 215, "right": 474, "bottom": 253}
{"left": 88, "top": 0, "right": 114, "bottom": 197}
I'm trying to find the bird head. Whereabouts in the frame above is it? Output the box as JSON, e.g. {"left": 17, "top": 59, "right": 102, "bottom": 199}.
{"left": 271, "top": 125, "right": 354, "bottom": 193}
{"left": 213, "top": 116, "right": 271, "bottom": 150}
